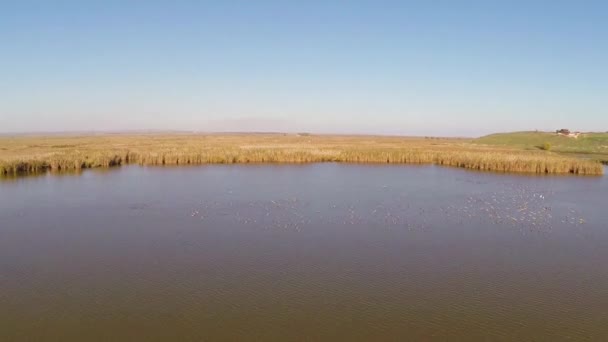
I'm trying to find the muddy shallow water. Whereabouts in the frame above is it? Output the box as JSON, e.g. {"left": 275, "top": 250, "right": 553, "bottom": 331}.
{"left": 1, "top": 164, "right": 607, "bottom": 341}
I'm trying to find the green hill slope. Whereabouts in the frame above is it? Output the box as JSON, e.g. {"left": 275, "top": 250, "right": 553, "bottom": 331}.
{"left": 475, "top": 131, "right": 608, "bottom": 162}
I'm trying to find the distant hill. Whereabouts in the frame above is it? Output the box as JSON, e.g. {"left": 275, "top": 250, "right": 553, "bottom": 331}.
{"left": 475, "top": 131, "right": 608, "bottom": 162}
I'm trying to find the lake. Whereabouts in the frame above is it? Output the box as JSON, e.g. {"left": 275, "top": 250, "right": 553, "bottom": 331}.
{"left": 1, "top": 164, "right": 607, "bottom": 341}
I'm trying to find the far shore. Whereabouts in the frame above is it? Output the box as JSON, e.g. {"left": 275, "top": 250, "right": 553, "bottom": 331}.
{"left": 0, "top": 132, "right": 605, "bottom": 177}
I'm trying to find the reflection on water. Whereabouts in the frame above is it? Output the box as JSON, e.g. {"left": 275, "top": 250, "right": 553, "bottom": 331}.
{"left": 1, "top": 164, "right": 607, "bottom": 341}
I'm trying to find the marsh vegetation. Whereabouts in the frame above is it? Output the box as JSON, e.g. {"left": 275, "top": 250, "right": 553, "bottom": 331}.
{"left": 0, "top": 133, "right": 604, "bottom": 177}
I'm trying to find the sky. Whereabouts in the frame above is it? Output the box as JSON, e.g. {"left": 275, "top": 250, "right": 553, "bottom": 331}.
{"left": 1, "top": 0, "right": 607, "bottom": 137}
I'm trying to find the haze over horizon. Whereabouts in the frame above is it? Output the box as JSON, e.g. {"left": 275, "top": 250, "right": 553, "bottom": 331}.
{"left": 2, "top": 1, "right": 606, "bottom": 136}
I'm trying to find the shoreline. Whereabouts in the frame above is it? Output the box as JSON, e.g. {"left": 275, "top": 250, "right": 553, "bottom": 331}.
{"left": 2, "top": 162, "right": 605, "bottom": 183}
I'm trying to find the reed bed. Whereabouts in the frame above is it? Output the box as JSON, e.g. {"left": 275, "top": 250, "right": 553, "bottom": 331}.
{"left": 0, "top": 134, "right": 603, "bottom": 177}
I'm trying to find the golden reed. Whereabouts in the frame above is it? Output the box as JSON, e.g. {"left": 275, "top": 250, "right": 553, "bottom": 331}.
{"left": 0, "top": 134, "right": 603, "bottom": 176}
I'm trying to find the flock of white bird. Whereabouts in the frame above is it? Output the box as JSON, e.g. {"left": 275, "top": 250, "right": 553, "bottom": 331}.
{"left": 188, "top": 184, "right": 588, "bottom": 233}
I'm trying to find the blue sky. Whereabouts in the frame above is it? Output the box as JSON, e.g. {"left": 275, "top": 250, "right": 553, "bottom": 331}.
{"left": 1, "top": 1, "right": 606, "bottom": 136}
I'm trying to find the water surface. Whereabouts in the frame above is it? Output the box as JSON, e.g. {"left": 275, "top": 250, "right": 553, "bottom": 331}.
{"left": 1, "top": 165, "right": 607, "bottom": 341}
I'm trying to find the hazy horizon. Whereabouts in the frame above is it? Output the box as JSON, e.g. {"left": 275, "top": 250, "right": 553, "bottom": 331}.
{"left": 2, "top": 1, "right": 607, "bottom": 135}
{"left": 1, "top": 126, "right": 607, "bottom": 139}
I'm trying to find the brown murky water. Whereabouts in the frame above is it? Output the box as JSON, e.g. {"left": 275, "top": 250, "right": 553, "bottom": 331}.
{"left": 1, "top": 164, "right": 607, "bottom": 341}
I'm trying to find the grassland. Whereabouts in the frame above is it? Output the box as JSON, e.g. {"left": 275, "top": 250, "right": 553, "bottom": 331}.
{"left": 0, "top": 133, "right": 604, "bottom": 177}
{"left": 475, "top": 131, "right": 608, "bottom": 164}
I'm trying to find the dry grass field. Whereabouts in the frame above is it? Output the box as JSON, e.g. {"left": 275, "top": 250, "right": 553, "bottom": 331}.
{"left": 0, "top": 133, "right": 604, "bottom": 177}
